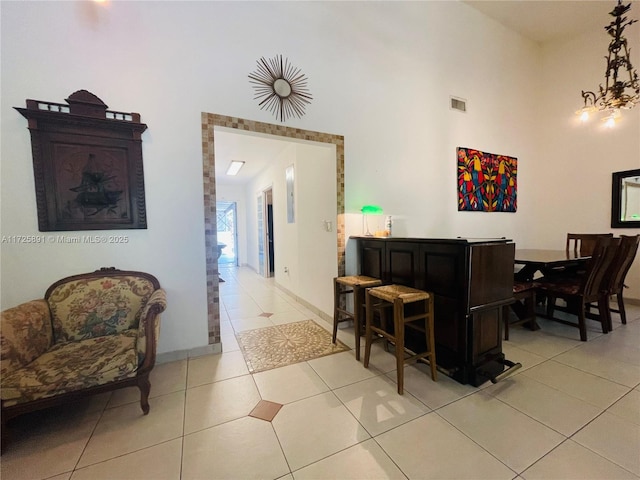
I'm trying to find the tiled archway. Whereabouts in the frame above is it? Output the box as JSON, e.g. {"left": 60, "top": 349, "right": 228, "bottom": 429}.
{"left": 201, "top": 113, "right": 345, "bottom": 344}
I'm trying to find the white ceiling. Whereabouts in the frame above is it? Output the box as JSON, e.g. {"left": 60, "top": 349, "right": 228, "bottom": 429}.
{"left": 214, "top": 129, "right": 293, "bottom": 186}
{"left": 464, "top": 1, "right": 616, "bottom": 44}
{"left": 214, "top": 1, "right": 625, "bottom": 184}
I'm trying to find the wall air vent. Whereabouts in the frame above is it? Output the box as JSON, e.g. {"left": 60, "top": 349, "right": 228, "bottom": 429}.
{"left": 450, "top": 96, "right": 467, "bottom": 112}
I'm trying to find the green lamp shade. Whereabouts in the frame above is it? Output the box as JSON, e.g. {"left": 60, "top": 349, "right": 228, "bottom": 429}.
{"left": 361, "top": 205, "right": 383, "bottom": 215}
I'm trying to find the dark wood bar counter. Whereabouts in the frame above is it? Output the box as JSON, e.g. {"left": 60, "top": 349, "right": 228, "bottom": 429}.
{"left": 353, "top": 236, "right": 516, "bottom": 386}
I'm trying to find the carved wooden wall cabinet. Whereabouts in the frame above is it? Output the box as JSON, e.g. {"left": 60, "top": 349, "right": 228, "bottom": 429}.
{"left": 16, "top": 90, "right": 148, "bottom": 231}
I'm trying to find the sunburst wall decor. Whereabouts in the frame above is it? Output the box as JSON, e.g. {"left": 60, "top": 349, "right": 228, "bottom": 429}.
{"left": 248, "top": 55, "right": 313, "bottom": 122}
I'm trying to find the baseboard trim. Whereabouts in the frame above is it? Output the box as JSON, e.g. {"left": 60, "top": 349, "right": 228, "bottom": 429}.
{"left": 273, "top": 283, "right": 332, "bottom": 324}
{"left": 156, "top": 342, "right": 222, "bottom": 364}
{"left": 625, "top": 297, "right": 640, "bottom": 306}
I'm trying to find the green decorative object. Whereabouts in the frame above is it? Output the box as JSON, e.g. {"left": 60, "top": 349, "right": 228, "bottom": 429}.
{"left": 361, "top": 205, "right": 383, "bottom": 215}
{"left": 361, "top": 205, "right": 383, "bottom": 236}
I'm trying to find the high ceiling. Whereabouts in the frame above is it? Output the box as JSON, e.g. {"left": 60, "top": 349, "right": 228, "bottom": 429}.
{"left": 464, "top": 1, "right": 617, "bottom": 44}
{"left": 214, "top": 1, "right": 627, "bottom": 184}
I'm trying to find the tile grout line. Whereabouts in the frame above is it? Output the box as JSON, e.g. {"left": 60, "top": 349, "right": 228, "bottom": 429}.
{"left": 563, "top": 403, "right": 640, "bottom": 476}
{"left": 69, "top": 392, "right": 111, "bottom": 475}
{"left": 429, "top": 408, "right": 522, "bottom": 477}
{"left": 180, "top": 358, "right": 189, "bottom": 479}
{"left": 219, "top": 267, "right": 640, "bottom": 478}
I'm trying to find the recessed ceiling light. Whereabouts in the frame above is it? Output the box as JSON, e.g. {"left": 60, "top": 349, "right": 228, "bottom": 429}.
{"left": 226, "top": 160, "right": 245, "bottom": 176}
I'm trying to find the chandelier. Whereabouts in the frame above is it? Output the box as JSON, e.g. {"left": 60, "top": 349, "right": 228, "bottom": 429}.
{"left": 578, "top": 0, "right": 640, "bottom": 127}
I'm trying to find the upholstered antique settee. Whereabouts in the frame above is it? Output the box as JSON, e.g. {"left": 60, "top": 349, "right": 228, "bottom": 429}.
{"left": 0, "top": 268, "right": 167, "bottom": 451}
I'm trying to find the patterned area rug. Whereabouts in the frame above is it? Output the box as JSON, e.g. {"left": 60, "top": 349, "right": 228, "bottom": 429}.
{"left": 236, "top": 319, "right": 350, "bottom": 373}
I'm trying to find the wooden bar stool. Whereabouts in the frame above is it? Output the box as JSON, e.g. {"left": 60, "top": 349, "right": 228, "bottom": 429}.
{"left": 333, "top": 276, "right": 382, "bottom": 360}
{"left": 364, "top": 284, "right": 437, "bottom": 394}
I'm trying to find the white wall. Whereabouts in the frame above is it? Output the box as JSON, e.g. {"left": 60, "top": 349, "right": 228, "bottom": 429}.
{"left": 292, "top": 143, "right": 338, "bottom": 314}
{"left": 534, "top": 22, "right": 640, "bottom": 299}
{"left": 2, "top": 1, "right": 637, "bottom": 356}
{"left": 339, "top": 2, "right": 540, "bottom": 242}
{"left": 242, "top": 141, "right": 337, "bottom": 316}
{"left": 273, "top": 147, "right": 300, "bottom": 293}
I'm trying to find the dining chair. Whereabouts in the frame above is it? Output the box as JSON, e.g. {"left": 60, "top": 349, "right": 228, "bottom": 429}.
{"left": 599, "top": 234, "right": 640, "bottom": 330}
{"left": 566, "top": 233, "right": 613, "bottom": 256}
{"left": 538, "top": 236, "right": 620, "bottom": 341}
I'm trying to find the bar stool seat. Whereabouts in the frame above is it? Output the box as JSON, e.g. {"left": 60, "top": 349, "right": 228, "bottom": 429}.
{"left": 364, "top": 284, "right": 437, "bottom": 394}
{"left": 333, "top": 275, "right": 382, "bottom": 361}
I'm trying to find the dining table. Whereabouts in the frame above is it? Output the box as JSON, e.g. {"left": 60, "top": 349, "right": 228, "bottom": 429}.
{"left": 514, "top": 249, "right": 591, "bottom": 283}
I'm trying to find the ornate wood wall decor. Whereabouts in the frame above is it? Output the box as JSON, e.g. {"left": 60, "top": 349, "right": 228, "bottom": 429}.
{"left": 15, "top": 90, "right": 148, "bottom": 231}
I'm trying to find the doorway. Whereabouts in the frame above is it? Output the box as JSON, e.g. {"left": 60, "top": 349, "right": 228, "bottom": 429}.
{"left": 216, "top": 201, "right": 238, "bottom": 266}
{"left": 257, "top": 188, "right": 274, "bottom": 278}
{"left": 201, "top": 113, "right": 346, "bottom": 346}
{"left": 265, "top": 189, "right": 274, "bottom": 277}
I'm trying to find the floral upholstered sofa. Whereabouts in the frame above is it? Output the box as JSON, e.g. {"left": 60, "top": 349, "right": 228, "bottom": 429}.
{"left": 0, "top": 268, "right": 167, "bottom": 451}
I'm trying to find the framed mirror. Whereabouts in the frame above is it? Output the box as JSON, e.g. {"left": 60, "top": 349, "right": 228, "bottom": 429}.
{"left": 611, "top": 169, "right": 640, "bottom": 228}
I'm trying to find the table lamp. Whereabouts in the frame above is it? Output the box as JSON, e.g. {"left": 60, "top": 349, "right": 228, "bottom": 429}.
{"left": 361, "top": 205, "right": 383, "bottom": 236}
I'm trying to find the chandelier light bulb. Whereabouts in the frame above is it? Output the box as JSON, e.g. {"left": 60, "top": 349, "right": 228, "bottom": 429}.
{"left": 605, "top": 115, "right": 616, "bottom": 128}
{"left": 580, "top": 109, "right": 590, "bottom": 122}
{"left": 603, "top": 109, "right": 621, "bottom": 128}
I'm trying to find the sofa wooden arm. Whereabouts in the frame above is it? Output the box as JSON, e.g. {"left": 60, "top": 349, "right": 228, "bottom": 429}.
{"left": 136, "top": 288, "right": 167, "bottom": 372}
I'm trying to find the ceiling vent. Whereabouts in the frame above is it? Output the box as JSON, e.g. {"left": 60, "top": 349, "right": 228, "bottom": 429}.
{"left": 450, "top": 96, "right": 467, "bottom": 112}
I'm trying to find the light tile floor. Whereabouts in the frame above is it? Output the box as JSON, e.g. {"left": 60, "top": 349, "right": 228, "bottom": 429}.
{"left": 2, "top": 265, "right": 639, "bottom": 480}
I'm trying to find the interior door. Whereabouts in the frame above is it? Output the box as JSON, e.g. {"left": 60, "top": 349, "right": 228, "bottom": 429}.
{"left": 267, "top": 203, "right": 274, "bottom": 275}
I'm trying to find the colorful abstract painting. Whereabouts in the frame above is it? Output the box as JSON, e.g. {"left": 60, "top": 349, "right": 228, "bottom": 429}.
{"left": 457, "top": 147, "right": 517, "bottom": 212}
